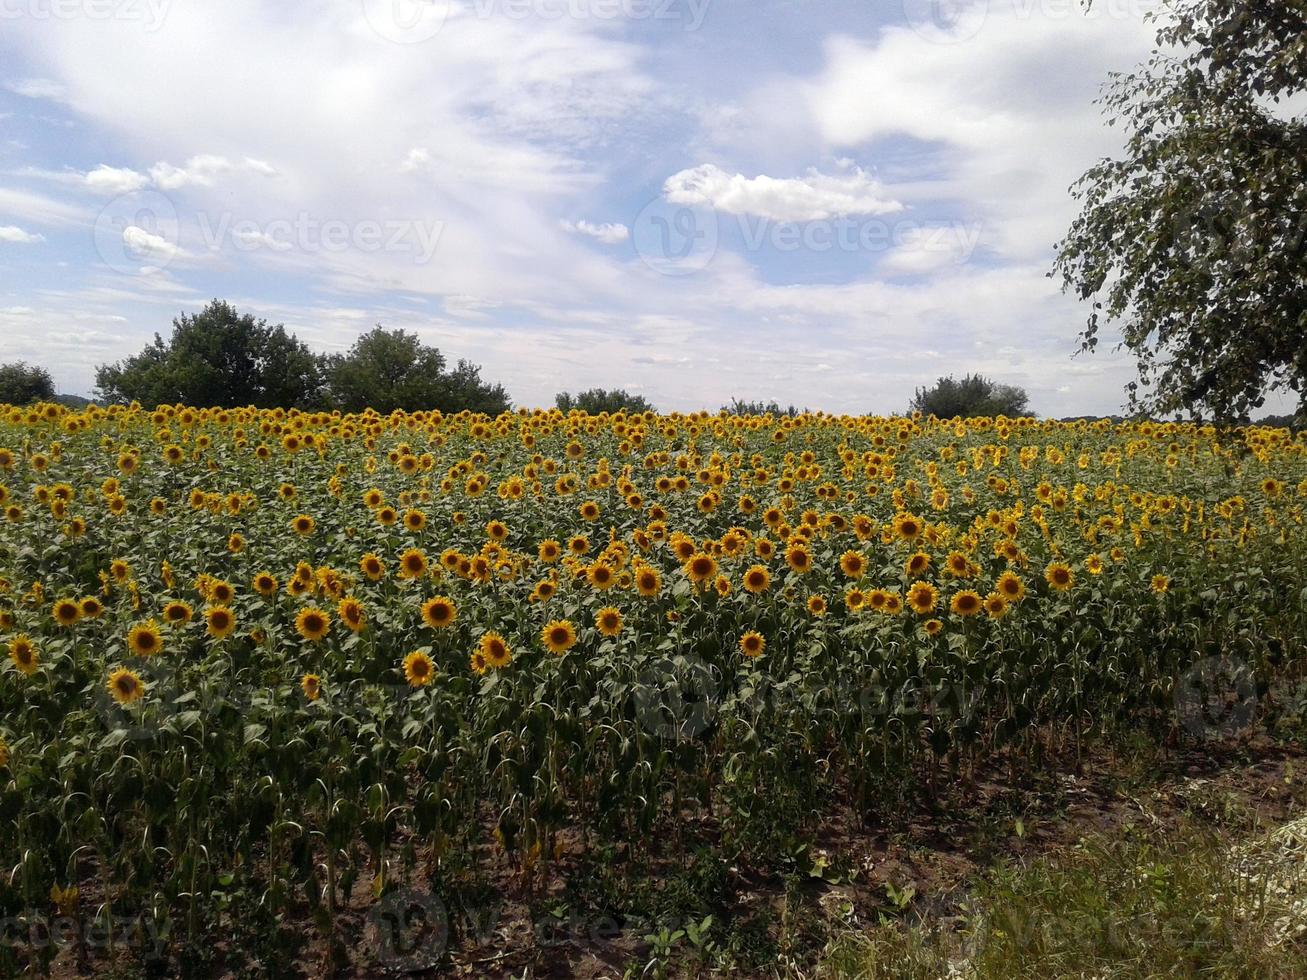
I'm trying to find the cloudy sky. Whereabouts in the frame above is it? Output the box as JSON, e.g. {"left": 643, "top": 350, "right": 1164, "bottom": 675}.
{"left": 0, "top": 0, "right": 1194, "bottom": 414}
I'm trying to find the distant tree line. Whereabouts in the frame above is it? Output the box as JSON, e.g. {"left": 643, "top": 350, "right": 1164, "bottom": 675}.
{"left": 91, "top": 300, "right": 511, "bottom": 414}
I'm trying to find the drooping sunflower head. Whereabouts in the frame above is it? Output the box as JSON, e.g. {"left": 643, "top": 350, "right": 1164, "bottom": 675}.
{"left": 403, "top": 650, "right": 435, "bottom": 687}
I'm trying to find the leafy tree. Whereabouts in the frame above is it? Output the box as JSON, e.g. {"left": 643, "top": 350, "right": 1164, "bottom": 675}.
{"left": 323, "top": 326, "right": 509, "bottom": 415}
{"left": 555, "top": 388, "right": 654, "bottom": 414}
{"left": 0, "top": 362, "right": 55, "bottom": 405}
{"left": 1054, "top": 0, "right": 1307, "bottom": 420}
{"left": 720, "top": 398, "right": 803, "bottom": 417}
{"left": 909, "top": 374, "right": 1032, "bottom": 419}
{"left": 94, "top": 300, "right": 324, "bottom": 408}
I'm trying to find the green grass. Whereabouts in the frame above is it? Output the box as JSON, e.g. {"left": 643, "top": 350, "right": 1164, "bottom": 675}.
{"left": 815, "top": 818, "right": 1307, "bottom": 980}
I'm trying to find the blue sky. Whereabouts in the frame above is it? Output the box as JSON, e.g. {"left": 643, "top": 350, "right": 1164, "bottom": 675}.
{"left": 0, "top": 0, "right": 1240, "bottom": 414}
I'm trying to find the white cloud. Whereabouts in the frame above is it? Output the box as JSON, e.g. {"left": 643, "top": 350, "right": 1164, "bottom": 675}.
{"left": 0, "top": 225, "right": 45, "bottom": 244}
{"left": 5, "top": 78, "right": 67, "bottom": 100}
{"left": 85, "top": 165, "right": 150, "bottom": 195}
{"left": 122, "top": 225, "right": 179, "bottom": 259}
{"left": 148, "top": 155, "right": 278, "bottom": 189}
{"left": 561, "top": 219, "right": 629, "bottom": 244}
{"left": 664, "top": 163, "right": 903, "bottom": 221}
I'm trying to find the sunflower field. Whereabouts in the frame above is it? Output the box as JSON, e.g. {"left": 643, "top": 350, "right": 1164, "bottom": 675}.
{"left": 0, "top": 402, "right": 1304, "bottom": 972}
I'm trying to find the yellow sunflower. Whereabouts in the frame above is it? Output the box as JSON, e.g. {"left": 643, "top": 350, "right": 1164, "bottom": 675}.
{"left": 595, "top": 606, "right": 623, "bottom": 637}
{"left": 950, "top": 590, "right": 982, "bottom": 617}
{"left": 1045, "top": 562, "right": 1074, "bottom": 592}
{"left": 739, "top": 631, "right": 766, "bottom": 659}
{"left": 107, "top": 667, "right": 145, "bottom": 705}
{"left": 127, "top": 620, "right": 164, "bottom": 656}
{"left": 295, "top": 607, "right": 331, "bottom": 642}
{"left": 907, "top": 581, "right": 938, "bottom": 616}
{"left": 205, "top": 605, "right": 237, "bottom": 639}
{"left": 403, "top": 650, "right": 436, "bottom": 687}
{"left": 301, "top": 673, "right": 323, "bottom": 701}
{"left": 541, "top": 619, "right": 578, "bottom": 655}
{"left": 478, "top": 631, "right": 513, "bottom": 669}
{"left": 8, "top": 634, "right": 39, "bottom": 676}
{"left": 51, "top": 598, "right": 82, "bottom": 627}
{"left": 420, "top": 596, "right": 458, "bottom": 630}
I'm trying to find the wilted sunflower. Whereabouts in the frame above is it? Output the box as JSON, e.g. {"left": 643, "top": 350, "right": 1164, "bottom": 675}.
{"left": 541, "top": 619, "right": 577, "bottom": 655}
{"left": 739, "top": 631, "right": 765, "bottom": 658}
{"left": 420, "top": 596, "right": 458, "bottom": 630}
{"left": 7, "top": 635, "right": 38, "bottom": 676}
{"left": 127, "top": 620, "right": 164, "bottom": 656}
{"left": 595, "top": 607, "right": 623, "bottom": 637}
{"left": 107, "top": 667, "right": 145, "bottom": 705}
{"left": 295, "top": 607, "right": 331, "bottom": 642}
{"left": 403, "top": 651, "right": 436, "bottom": 687}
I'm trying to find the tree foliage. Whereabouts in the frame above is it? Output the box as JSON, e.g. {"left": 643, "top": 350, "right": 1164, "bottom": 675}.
{"left": 555, "top": 388, "right": 653, "bottom": 414}
{"left": 909, "top": 374, "right": 1032, "bottom": 419}
{"left": 93, "top": 305, "right": 512, "bottom": 413}
{"left": 94, "top": 301, "right": 324, "bottom": 408}
{"left": 720, "top": 398, "right": 804, "bottom": 417}
{"left": 1054, "top": 0, "right": 1307, "bottom": 420}
{"left": 323, "top": 327, "right": 509, "bottom": 415}
{"left": 0, "top": 361, "right": 55, "bottom": 405}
